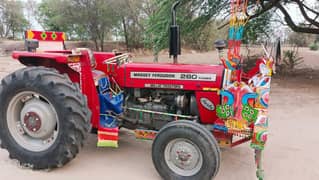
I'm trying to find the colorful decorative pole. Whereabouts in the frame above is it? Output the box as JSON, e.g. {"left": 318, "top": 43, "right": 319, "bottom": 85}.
{"left": 255, "top": 149, "right": 264, "bottom": 180}
{"left": 220, "top": 1, "right": 272, "bottom": 179}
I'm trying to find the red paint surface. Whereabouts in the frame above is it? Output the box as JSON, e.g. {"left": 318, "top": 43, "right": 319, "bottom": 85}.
{"left": 79, "top": 51, "right": 100, "bottom": 129}
{"left": 115, "top": 63, "right": 224, "bottom": 91}
{"left": 94, "top": 52, "right": 116, "bottom": 71}
{"left": 195, "top": 91, "right": 220, "bottom": 124}
{"left": 12, "top": 50, "right": 226, "bottom": 126}
{"left": 12, "top": 51, "right": 70, "bottom": 64}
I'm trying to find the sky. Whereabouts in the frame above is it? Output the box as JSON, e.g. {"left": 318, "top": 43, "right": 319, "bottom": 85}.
{"left": 282, "top": 0, "right": 318, "bottom": 23}
{"left": 22, "top": 0, "right": 42, "bottom": 30}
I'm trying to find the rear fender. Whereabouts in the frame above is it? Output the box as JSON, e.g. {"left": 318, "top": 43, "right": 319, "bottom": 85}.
{"left": 18, "top": 57, "right": 80, "bottom": 83}
{"left": 18, "top": 54, "right": 100, "bottom": 129}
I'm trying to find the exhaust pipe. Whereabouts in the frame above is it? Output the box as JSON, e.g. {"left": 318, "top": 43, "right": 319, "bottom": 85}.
{"left": 169, "top": 1, "right": 181, "bottom": 64}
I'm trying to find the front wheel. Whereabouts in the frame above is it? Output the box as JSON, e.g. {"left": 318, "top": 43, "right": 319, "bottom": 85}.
{"left": 152, "top": 120, "right": 221, "bottom": 180}
{"left": 0, "top": 67, "right": 91, "bottom": 169}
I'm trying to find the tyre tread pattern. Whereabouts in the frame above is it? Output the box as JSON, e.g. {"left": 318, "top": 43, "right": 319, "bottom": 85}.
{"left": 152, "top": 120, "right": 221, "bottom": 180}
{"left": 0, "top": 67, "right": 91, "bottom": 170}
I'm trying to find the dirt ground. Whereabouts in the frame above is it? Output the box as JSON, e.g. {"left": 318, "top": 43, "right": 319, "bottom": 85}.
{"left": 0, "top": 48, "right": 319, "bottom": 180}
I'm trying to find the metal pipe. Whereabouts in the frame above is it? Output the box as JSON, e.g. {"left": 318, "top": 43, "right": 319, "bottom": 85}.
{"left": 170, "top": 1, "right": 181, "bottom": 64}
{"left": 171, "top": 1, "right": 181, "bottom": 26}
{"left": 125, "top": 107, "right": 197, "bottom": 120}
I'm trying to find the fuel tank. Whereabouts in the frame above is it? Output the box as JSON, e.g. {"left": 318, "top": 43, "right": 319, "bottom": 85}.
{"left": 115, "top": 62, "right": 224, "bottom": 91}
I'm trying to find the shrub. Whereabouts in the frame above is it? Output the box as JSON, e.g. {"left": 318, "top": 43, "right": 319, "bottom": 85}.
{"left": 309, "top": 43, "right": 319, "bottom": 51}
{"left": 282, "top": 47, "right": 304, "bottom": 70}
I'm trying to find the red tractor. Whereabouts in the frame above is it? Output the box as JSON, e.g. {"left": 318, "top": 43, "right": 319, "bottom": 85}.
{"left": 0, "top": 2, "right": 273, "bottom": 180}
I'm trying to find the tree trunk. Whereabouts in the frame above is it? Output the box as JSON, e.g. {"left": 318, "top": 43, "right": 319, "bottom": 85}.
{"left": 122, "top": 17, "right": 129, "bottom": 51}
{"left": 93, "top": 39, "right": 99, "bottom": 51}
{"left": 4, "top": 25, "right": 10, "bottom": 38}
{"left": 153, "top": 48, "right": 159, "bottom": 63}
{"left": 100, "top": 32, "right": 104, "bottom": 52}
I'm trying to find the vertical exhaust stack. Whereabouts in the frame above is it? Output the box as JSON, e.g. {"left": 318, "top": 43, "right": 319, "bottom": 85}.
{"left": 169, "top": 1, "right": 181, "bottom": 64}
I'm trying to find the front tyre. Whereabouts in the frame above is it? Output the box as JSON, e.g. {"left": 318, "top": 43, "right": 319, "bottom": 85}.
{"left": 0, "top": 67, "right": 91, "bottom": 169}
{"left": 152, "top": 120, "right": 221, "bottom": 180}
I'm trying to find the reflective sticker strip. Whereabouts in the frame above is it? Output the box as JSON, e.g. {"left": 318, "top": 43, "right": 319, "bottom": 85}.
{"left": 222, "top": 69, "right": 232, "bottom": 88}
{"left": 145, "top": 84, "right": 184, "bottom": 89}
{"left": 25, "top": 30, "right": 66, "bottom": 41}
{"left": 131, "top": 72, "right": 217, "bottom": 82}
{"left": 134, "top": 129, "right": 158, "bottom": 140}
{"left": 202, "top": 87, "right": 220, "bottom": 92}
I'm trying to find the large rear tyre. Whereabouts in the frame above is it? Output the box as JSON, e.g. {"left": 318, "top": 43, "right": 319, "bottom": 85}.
{"left": 0, "top": 67, "right": 91, "bottom": 169}
{"left": 152, "top": 120, "right": 220, "bottom": 180}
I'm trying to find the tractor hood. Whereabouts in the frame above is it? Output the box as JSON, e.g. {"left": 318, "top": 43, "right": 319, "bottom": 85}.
{"left": 115, "top": 62, "right": 224, "bottom": 91}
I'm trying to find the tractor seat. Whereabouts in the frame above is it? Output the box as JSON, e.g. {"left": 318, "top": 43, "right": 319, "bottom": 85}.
{"left": 92, "top": 70, "right": 106, "bottom": 86}
{"left": 72, "top": 48, "right": 97, "bottom": 68}
{"left": 72, "top": 48, "right": 103, "bottom": 86}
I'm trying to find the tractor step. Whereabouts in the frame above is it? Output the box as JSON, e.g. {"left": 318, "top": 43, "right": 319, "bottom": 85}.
{"left": 97, "top": 127, "right": 119, "bottom": 148}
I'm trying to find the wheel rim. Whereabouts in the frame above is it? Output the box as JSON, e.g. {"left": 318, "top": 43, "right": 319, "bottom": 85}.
{"left": 164, "top": 138, "right": 203, "bottom": 177}
{"left": 6, "top": 91, "right": 59, "bottom": 152}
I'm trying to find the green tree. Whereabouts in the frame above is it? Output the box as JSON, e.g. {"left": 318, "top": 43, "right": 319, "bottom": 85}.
{"left": 116, "top": 0, "right": 155, "bottom": 50}
{"left": 144, "top": 0, "right": 238, "bottom": 60}
{"left": 243, "top": 11, "right": 274, "bottom": 44}
{"left": 38, "top": 0, "right": 121, "bottom": 51}
{"left": 37, "top": 0, "right": 71, "bottom": 32}
{"left": 0, "top": 0, "right": 29, "bottom": 39}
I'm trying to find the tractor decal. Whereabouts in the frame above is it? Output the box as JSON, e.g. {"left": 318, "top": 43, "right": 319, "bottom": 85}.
{"left": 130, "top": 72, "right": 217, "bottom": 81}
{"left": 200, "top": 98, "right": 215, "bottom": 111}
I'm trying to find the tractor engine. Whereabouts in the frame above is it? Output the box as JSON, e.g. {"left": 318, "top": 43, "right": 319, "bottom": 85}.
{"left": 123, "top": 88, "right": 198, "bottom": 130}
